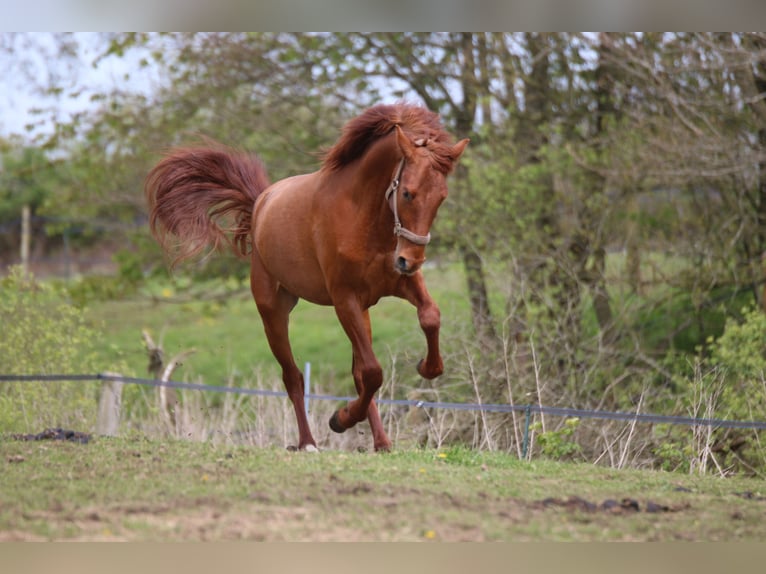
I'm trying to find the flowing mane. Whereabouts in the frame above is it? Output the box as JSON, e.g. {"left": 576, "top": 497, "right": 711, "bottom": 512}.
{"left": 321, "top": 103, "right": 459, "bottom": 174}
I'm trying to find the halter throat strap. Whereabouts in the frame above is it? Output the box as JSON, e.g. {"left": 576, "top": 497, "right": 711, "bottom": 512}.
{"left": 384, "top": 158, "right": 432, "bottom": 246}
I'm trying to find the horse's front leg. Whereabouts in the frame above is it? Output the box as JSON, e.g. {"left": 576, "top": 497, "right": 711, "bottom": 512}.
{"left": 397, "top": 272, "right": 443, "bottom": 380}
{"left": 352, "top": 310, "right": 392, "bottom": 451}
{"left": 329, "top": 297, "right": 392, "bottom": 451}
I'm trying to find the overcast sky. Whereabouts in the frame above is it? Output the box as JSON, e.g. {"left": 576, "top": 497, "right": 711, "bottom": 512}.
{"left": 0, "top": 33, "right": 157, "bottom": 141}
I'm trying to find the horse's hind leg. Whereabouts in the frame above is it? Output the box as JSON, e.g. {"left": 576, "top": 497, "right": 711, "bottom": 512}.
{"left": 251, "top": 257, "right": 317, "bottom": 451}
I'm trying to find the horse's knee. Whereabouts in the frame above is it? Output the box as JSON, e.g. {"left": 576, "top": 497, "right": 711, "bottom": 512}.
{"left": 418, "top": 303, "right": 441, "bottom": 333}
{"left": 353, "top": 355, "right": 383, "bottom": 390}
{"left": 360, "top": 363, "right": 383, "bottom": 393}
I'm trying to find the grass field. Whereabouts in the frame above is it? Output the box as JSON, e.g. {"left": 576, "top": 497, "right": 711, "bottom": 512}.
{"left": 2, "top": 436, "right": 765, "bottom": 541}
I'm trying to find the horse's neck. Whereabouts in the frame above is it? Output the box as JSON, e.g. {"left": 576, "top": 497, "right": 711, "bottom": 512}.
{"left": 350, "top": 133, "right": 400, "bottom": 210}
{"left": 318, "top": 132, "right": 400, "bottom": 238}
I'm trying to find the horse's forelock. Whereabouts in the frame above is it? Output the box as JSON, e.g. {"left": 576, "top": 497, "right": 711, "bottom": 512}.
{"left": 424, "top": 140, "right": 460, "bottom": 175}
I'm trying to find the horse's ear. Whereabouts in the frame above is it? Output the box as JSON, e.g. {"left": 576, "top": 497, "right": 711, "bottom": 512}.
{"left": 395, "top": 125, "right": 417, "bottom": 161}
{"left": 451, "top": 138, "right": 470, "bottom": 162}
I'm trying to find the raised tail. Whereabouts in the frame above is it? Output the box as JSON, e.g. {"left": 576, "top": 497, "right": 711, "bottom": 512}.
{"left": 145, "top": 142, "right": 270, "bottom": 266}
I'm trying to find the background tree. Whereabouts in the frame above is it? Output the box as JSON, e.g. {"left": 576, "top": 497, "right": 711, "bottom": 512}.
{"left": 0, "top": 142, "right": 63, "bottom": 266}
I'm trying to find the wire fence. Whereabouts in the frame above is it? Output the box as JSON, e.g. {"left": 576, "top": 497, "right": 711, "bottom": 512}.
{"left": 3, "top": 372, "right": 766, "bottom": 432}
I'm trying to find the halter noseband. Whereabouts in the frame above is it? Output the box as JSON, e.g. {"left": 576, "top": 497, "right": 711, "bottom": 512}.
{"left": 384, "top": 158, "right": 432, "bottom": 246}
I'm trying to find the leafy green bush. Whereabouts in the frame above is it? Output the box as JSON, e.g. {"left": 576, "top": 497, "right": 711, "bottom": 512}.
{"left": 0, "top": 267, "right": 106, "bottom": 431}
{"left": 691, "top": 306, "right": 766, "bottom": 430}
{"left": 65, "top": 274, "right": 128, "bottom": 307}
{"left": 651, "top": 428, "right": 692, "bottom": 473}
{"left": 705, "top": 306, "right": 766, "bottom": 473}
{"left": 532, "top": 417, "right": 582, "bottom": 461}
{"left": 656, "top": 308, "right": 766, "bottom": 474}
{"left": 709, "top": 306, "right": 766, "bottom": 383}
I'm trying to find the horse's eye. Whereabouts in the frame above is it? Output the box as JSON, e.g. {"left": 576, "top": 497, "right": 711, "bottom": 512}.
{"left": 402, "top": 189, "right": 414, "bottom": 201}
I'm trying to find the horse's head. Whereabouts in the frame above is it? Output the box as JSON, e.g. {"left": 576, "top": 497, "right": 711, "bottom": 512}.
{"left": 387, "top": 127, "right": 469, "bottom": 275}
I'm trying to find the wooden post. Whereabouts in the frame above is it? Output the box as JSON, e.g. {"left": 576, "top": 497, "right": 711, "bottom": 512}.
{"left": 20, "top": 204, "right": 30, "bottom": 276}
{"left": 97, "top": 373, "right": 124, "bottom": 436}
{"left": 142, "top": 329, "right": 194, "bottom": 436}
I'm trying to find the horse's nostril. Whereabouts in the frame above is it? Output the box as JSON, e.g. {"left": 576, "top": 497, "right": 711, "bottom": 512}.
{"left": 396, "top": 256, "right": 408, "bottom": 272}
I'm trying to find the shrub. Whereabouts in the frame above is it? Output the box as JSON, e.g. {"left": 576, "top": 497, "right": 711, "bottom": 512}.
{"left": 709, "top": 306, "right": 766, "bottom": 384}
{"left": 0, "top": 267, "right": 106, "bottom": 431}
{"left": 65, "top": 274, "right": 127, "bottom": 307}
{"left": 532, "top": 417, "right": 582, "bottom": 461}
{"left": 704, "top": 306, "right": 766, "bottom": 473}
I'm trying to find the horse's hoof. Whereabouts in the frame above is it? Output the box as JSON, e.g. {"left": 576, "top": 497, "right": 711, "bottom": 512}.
{"left": 417, "top": 359, "right": 433, "bottom": 378}
{"left": 329, "top": 410, "right": 346, "bottom": 434}
{"left": 286, "top": 444, "right": 320, "bottom": 452}
{"left": 417, "top": 358, "right": 443, "bottom": 380}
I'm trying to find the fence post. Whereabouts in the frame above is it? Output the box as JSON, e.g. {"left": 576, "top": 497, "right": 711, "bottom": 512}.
{"left": 304, "top": 362, "right": 311, "bottom": 417}
{"left": 521, "top": 405, "right": 532, "bottom": 460}
{"left": 20, "top": 204, "right": 30, "bottom": 277}
{"left": 97, "top": 373, "right": 124, "bottom": 436}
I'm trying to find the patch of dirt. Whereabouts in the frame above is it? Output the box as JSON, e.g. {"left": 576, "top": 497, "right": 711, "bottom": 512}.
{"left": 534, "top": 495, "right": 690, "bottom": 514}
{"left": 12, "top": 428, "right": 92, "bottom": 444}
{"left": 734, "top": 491, "right": 766, "bottom": 501}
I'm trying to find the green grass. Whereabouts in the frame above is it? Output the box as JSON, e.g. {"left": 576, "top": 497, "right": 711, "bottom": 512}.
{"left": 2, "top": 436, "right": 765, "bottom": 541}
{"left": 83, "top": 263, "right": 471, "bottom": 393}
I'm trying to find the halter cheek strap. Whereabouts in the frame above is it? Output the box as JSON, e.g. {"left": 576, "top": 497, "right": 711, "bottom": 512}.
{"left": 384, "top": 158, "right": 432, "bottom": 246}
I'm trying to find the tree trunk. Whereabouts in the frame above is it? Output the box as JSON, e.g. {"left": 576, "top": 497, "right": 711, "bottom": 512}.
{"left": 730, "top": 33, "right": 766, "bottom": 313}
{"left": 589, "top": 247, "right": 616, "bottom": 345}
{"left": 461, "top": 244, "right": 496, "bottom": 341}
{"left": 586, "top": 33, "right": 618, "bottom": 341}
{"left": 454, "top": 33, "right": 497, "bottom": 344}
{"left": 625, "top": 194, "right": 642, "bottom": 295}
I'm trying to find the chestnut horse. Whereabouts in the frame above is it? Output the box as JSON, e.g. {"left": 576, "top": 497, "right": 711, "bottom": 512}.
{"left": 145, "top": 103, "right": 468, "bottom": 451}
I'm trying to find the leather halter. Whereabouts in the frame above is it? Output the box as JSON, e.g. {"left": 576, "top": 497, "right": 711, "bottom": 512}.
{"left": 384, "top": 158, "right": 432, "bottom": 246}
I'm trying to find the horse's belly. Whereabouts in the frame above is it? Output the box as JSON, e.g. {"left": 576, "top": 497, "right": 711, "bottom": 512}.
{"left": 253, "top": 178, "right": 332, "bottom": 305}
{"left": 268, "top": 253, "right": 332, "bottom": 306}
